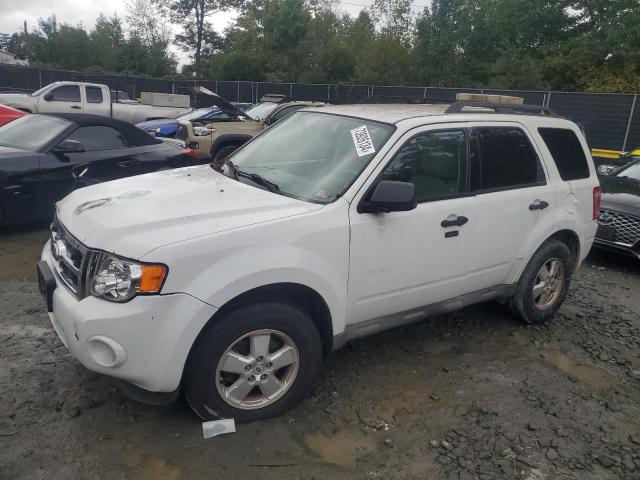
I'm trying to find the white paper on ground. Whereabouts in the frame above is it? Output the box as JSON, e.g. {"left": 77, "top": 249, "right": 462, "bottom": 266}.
{"left": 202, "top": 418, "right": 236, "bottom": 439}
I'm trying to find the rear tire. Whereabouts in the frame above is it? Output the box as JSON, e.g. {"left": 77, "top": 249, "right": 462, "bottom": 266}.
{"left": 508, "top": 239, "right": 573, "bottom": 324}
{"left": 184, "top": 302, "right": 323, "bottom": 422}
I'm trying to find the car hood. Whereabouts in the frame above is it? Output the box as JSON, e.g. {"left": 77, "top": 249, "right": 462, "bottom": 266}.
{"left": 0, "top": 144, "right": 33, "bottom": 158}
{"left": 193, "top": 86, "right": 251, "bottom": 120}
{"left": 56, "top": 165, "right": 323, "bottom": 259}
{"left": 136, "top": 118, "right": 178, "bottom": 129}
{"left": 600, "top": 175, "right": 640, "bottom": 216}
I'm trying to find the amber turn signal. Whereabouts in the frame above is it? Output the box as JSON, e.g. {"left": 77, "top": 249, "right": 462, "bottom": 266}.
{"left": 139, "top": 265, "right": 168, "bottom": 293}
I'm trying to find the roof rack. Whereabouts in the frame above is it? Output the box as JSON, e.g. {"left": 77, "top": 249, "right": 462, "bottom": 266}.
{"left": 445, "top": 101, "right": 557, "bottom": 116}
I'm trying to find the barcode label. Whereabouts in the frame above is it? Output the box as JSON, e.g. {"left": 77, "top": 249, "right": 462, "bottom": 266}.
{"left": 350, "top": 125, "right": 376, "bottom": 157}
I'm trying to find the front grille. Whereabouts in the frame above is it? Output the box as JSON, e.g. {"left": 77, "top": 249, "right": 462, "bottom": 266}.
{"left": 598, "top": 209, "right": 640, "bottom": 246}
{"left": 50, "top": 216, "right": 89, "bottom": 297}
{"left": 176, "top": 124, "right": 188, "bottom": 141}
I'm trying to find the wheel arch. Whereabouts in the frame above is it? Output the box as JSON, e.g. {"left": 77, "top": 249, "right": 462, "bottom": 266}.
{"left": 191, "top": 282, "right": 334, "bottom": 357}
{"left": 513, "top": 227, "right": 582, "bottom": 284}
{"left": 210, "top": 134, "right": 252, "bottom": 156}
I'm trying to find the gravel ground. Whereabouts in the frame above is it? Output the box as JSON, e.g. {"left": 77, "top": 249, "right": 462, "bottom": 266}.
{"left": 1, "top": 227, "right": 639, "bottom": 480}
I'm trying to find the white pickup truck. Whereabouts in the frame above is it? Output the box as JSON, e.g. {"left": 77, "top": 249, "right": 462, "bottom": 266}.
{"left": 0, "top": 81, "right": 192, "bottom": 124}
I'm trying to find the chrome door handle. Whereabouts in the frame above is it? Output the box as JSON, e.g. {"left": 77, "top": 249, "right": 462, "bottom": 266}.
{"left": 441, "top": 214, "right": 469, "bottom": 228}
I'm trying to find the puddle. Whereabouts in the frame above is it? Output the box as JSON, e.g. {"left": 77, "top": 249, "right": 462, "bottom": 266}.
{"left": 125, "top": 454, "right": 180, "bottom": 480}
{"left": 541, "top": 350, "right": 614, "bottom": 389}
{"left": 304, "top": 430, "right": 376, "bottom": 466}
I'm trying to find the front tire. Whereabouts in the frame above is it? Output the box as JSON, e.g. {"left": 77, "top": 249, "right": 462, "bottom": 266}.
{"left": 213, "top": 144, "right": 240, "bottom": 162}
{"left": 184, "top": 302, "right": 323, "bottom": 422}
{"left": 508, "top": 239, "right": 573, "bottom": 324}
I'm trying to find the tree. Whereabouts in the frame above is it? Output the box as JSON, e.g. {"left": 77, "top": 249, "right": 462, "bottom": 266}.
{"left": 162, "top": 0, "right": 246, "bottom": 76}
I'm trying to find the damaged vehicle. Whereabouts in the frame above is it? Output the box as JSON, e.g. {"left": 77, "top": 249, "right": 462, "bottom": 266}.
{"left": 176, "top": 88, "right": 327, "bottom": 160}
{"left": 38, "top": 98, "right": 599, "bottom": 422}
{"left": 0, "top": 113, "right": 197, "bottom": 227}
{"left": 595, "top": 157, "right": 640, "bottom": 258}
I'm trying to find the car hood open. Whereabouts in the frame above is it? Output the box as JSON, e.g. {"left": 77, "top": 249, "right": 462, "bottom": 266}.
{"left": 56, "top": 165, "right": 323, "bottom": 259}
{"left": 193, "top": 86, "right": 252, "bottom": 120}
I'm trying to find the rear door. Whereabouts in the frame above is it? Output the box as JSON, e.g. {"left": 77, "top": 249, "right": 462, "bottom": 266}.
{"left": 466, "top": 123, "right": 557, "bottom": 292}
{"left": 37, "top": 85, "right": 83, "bottom": 113}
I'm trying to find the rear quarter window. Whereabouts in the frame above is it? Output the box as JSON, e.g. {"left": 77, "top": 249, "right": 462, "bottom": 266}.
{"left": 538, "top": 128, "right": 590, "bottom": 181}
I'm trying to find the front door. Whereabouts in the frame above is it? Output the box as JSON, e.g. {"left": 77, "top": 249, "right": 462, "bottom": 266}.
{"left": 37, "top": 85, "right": 83, "bottom": 114}
{"left": 348, "top": 126, "right": 476, "bottom": 325}
{"left": 37, "top": 125, "right": 136, "bottom": 208}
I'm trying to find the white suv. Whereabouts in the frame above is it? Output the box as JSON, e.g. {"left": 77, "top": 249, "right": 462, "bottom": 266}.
{"left": 38, "top": 100, "right": 600, "bottom": 421}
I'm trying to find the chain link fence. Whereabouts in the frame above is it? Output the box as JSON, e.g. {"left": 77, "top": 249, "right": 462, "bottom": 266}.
{"left": 1, "top": 64, "right": 638, "bottom": 151}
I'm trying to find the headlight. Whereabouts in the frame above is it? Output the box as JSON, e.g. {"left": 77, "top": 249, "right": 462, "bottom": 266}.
{"left": 193, "top": 126, "right": 215, "bottom": 136}
{"left": 89, "top": 253, "right": 167, "bottom": 302}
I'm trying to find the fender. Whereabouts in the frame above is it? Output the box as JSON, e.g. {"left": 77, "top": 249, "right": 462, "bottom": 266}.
{"left": 210, "top": 134, "right": 253, "bottom": 155}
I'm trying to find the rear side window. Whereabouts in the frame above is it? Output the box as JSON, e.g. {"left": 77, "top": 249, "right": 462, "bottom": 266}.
{"left": 49, "top": 85, "right": 80, "bottom": 102}
{"left": 538, "top": 128, "right": 589, "bottom": 181}
{"left": 471, "top": 127, "right": 544, "bottom": 191}
{"left": 383, "top": 130, "right": 467, "bottom": 201}
{"left": 85, "top": 86, "right": 104, "bottom": 104}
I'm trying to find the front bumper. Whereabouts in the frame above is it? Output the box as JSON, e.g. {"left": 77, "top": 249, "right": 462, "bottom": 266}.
{"left": 593, "top": 237, "right": 640, "bottom": 259}
{"left": 40, "top": 242, "right": 218, "bottom": 395}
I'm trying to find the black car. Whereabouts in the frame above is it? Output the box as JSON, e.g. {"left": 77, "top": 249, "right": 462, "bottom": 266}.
{"left": 595, "top": 158, "right": 640, "bottom": 258}
{"left": 0, "top": 113, "right": 197, "bottom": 227}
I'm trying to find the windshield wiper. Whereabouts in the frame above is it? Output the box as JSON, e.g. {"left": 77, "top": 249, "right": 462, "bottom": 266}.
{"left": 236, "top": 168, "right": 280, "bottom": 193}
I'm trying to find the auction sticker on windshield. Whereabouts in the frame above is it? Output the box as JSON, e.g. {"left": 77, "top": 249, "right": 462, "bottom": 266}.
{"left": 351, "top": 125, "right": 376, "bottom": 157}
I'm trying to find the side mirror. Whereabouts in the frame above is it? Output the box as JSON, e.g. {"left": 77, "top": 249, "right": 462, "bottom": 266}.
{"left": 53, "top": 139, "right": 85, "bottom": 154}
{"left": 44, "top": 92, "right": 54, "bottom": 101}
{"left": 359, "top": 180, "right": 417, "bottom": 213}
{"left": 263, "top": 116, "right": 273, "bottom": 126}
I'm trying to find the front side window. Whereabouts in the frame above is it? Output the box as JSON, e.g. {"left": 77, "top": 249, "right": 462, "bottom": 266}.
{"left": 538, "top": 128, "right": 589, "bottom": 181}
{"left": 471, "top": 127, "right": 544, "bottom": 191}
{"left": 66, "top": 126, "right": 128, "bottom": 151}
{"left": 382, "top": 130, "right": 467, "bottom": 201}
{"left": 85, "top": 86, "right": 104, "bottom": 104}
{"left": 227, "top": 112, "right": 395, "bottom": 203}
{"left": 49, "top": 85, "right": 80, "bottom": 102}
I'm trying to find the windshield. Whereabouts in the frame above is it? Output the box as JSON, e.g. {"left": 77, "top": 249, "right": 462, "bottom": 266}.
{"left": 0, "top": 115, "right": 71, "bottom": 151}
{"left": 616, "top": 160, "right": 640, "bottom": 181}
{"left": 244, "top": 102, "right": 279, "bottom": 120}
{"left": 178, "top": 106, "right": 223, "bottom": 121}
{"left": 227, "top": 111, "right": 395, "bottom": 203}
{"left": 30, "top": 85, "right": 52, "bottom": 97}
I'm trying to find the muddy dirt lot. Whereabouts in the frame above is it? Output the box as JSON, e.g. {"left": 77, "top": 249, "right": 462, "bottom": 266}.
{"left": 1, "top": 227, "right": 639, "bottom": 480}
